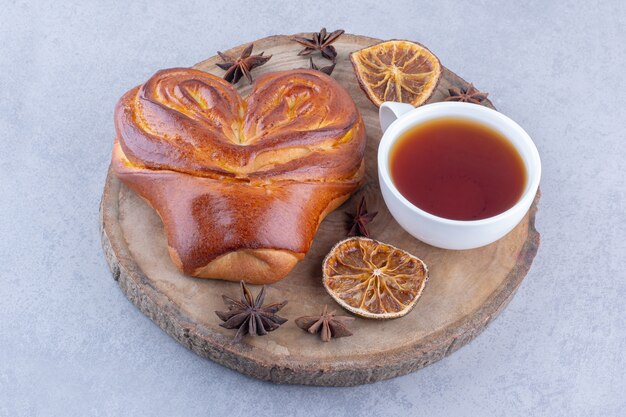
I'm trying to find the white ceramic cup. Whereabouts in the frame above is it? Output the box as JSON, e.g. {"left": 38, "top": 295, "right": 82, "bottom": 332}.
{"left": 378, "top": 101, "right": 541, "bottom": 250}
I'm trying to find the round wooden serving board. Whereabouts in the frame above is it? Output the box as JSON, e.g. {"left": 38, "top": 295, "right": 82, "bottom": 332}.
{"left": 100, "top": 33, "right": 540, "bottom": 386}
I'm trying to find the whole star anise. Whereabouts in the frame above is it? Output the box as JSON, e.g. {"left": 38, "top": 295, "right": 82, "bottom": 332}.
{"left": 293, "top": 28, "right": 345, "bottom": 61}
{"left": 215, "top": 281, "right": 287, "bottom": 343}
{"left": 295, "top": 305, "right": 354, "bottom": 342}
{"left": 347, "top": 196, "right": 378, "bottom": 237}
{"left": 309, "top": 57, "right": 336, "bottom": 76}
{"left": 444, "top": 83, "right": 489, "bottom": 104}
{"left": 216, "top": 43, "right": 272, "bottom": 84}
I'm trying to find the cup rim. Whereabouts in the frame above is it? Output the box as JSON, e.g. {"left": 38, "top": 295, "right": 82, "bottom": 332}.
{"left": 378, "top": 102, "right": 541, "bottom": 226}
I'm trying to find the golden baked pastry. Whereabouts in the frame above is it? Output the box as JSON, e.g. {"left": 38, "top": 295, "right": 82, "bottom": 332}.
{"left": 112, "top": 68, "right": 366, "bottom": 284}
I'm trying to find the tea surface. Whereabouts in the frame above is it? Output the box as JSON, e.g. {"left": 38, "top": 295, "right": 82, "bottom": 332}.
{"left": 390, "top": 117, "right": 526, "bottom": 220}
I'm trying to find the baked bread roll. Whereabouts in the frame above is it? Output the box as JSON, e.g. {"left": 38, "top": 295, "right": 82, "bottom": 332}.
{"left": 112, "top": 68, "right": 366, "bottom": 284}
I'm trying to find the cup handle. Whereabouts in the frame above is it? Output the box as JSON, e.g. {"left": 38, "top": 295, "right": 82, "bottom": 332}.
{"left": 379, "top": 102, "right": 415, "bottom": 133}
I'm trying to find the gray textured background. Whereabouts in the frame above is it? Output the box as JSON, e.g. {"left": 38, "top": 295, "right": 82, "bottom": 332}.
{"left": 1, "top": 0, "right": 625, "bottom": 416}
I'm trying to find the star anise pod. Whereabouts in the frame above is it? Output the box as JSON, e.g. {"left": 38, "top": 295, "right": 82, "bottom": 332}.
{"left": 216, "top": 43, "right": 272, "bottom": 85}
{"left": 215, "top": 281, "right": 287, "bottom": 343}
{"left": 444, "top": 83, "right": 489, "bottom": 104}
{"left": 309, "top": 57, "right": 336, "bottom": 76}
{"left": 293, "top": 28, "right": 345, "bottom": 61}
{"left": 347, "top": 196, "right": 378, "bottom": 237}
{"left": 295, "top": 305, "right": 354, "bottom": 342}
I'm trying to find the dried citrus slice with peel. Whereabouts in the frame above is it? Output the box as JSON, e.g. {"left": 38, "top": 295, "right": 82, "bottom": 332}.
{"left": 350, "top": 40, "right": 442, "bottom": 107}
{"left": 323, "top": 237, "right": 428, "bottom": 319}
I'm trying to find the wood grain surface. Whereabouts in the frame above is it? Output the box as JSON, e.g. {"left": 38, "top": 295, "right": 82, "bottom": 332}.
{"left": 100, "top": 33, "right": 540, "bottom": 386}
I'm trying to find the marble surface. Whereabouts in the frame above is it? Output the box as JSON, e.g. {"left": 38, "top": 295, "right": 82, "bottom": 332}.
{"left": 1, "top": 0, "right": 624, "bottom": 416}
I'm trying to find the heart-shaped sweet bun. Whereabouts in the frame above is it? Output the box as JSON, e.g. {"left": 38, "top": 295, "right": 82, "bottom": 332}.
{"left": 112, "top": 68, "right": 366, "bottom": 284}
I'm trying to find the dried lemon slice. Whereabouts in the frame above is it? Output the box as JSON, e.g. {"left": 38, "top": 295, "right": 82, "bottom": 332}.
{"left": 322, "top": 237, "right": 428, "bottom": 319}
{"left": 350, "top": 40, "right": 442, "bottom": 107}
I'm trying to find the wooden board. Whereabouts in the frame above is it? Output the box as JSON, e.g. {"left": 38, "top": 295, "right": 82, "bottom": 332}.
{"left": 100, "top": 33, "right": 540, "bottom": 386}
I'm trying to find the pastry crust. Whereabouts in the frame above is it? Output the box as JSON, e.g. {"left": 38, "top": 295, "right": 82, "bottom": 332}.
{"left": 112, "top": 68, "right": 366, "bottom": 283}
